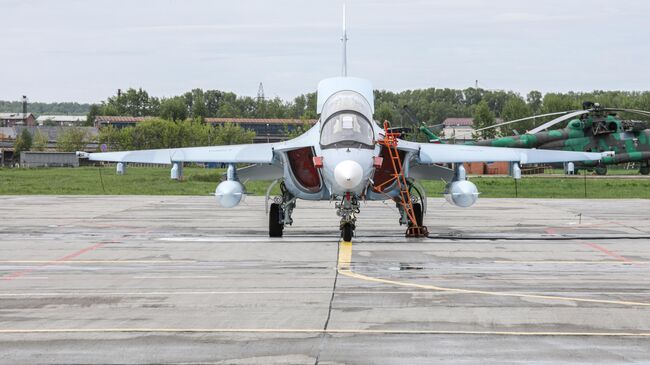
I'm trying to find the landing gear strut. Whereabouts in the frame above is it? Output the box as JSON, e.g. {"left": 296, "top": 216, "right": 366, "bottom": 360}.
{"left": 336, "top": 194, "right": 359, "bottom": 241}
{"left": 268, "top": 182, "right": 296, "bottom": 238}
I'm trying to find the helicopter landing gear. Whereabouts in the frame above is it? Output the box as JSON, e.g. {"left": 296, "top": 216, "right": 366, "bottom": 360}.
{"left": 594, "top": 165, "right": 608, "bottom": 176}
{"left": 336, "top": 194, "right": 359, "bottom": 242}
{"left": 269, "top": 182, "right": 295, "bottom": 238}
{"left": 641, "top": 164, "right": 650, "bottom": 176}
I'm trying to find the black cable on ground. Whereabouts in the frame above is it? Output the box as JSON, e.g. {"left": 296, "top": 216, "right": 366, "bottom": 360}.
{"left": 314, "top": 240, "right": 341, "bottom": 365}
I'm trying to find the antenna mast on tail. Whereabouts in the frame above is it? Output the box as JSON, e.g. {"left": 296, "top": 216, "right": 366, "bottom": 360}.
{"left": 341, "top": 4, "right": 348, "bottom": 77}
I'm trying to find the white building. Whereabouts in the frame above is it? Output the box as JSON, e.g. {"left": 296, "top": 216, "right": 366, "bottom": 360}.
{"left": 442, "top": 117, "right": 475, "bottom": 141}
{"left": 36, "top": 115, "right": 87, "bottom": 126}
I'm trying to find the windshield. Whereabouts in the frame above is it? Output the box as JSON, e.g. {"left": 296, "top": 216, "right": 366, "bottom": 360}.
{"left": 320, "top": 112, "right": 374, "bottom": 148}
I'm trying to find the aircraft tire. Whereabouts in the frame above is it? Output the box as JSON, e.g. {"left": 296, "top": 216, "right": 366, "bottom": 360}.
{"left": 341, "top": 223, "right": 353, "bottom": 242}
{"left": 269, "top": 203, "right": 284, "bottom": 237}
{"left": 641, "top": 166, "right": 650, "bottom": 175}
{"left": 595, "top": 166, "right": 608, "bottom": 176}
{"left": 410, "top": 203, "right": 424, "bottom": 227}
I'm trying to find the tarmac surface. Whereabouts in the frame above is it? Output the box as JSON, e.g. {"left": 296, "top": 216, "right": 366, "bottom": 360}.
{"left": 1, "top": 195, "right": 649, "bottom": 364}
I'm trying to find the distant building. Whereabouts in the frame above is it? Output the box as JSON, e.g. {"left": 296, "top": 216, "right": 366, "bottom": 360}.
{"left": 442, "top": 117, "right": 475, "bottom": 141}
{"left": 94, "top": 116, "right": 153, "bottom": 128}
{"left": 0, "top": 113, "right": 36, "bottom": 127}
{"left": 36, "top": 115, "right": 87, "bottom": 126}
{"left": 442, "top": 117, "right": 503, "bottom": 141}
{"left": 20, "top": 151, "right": 79, "bottom": 168}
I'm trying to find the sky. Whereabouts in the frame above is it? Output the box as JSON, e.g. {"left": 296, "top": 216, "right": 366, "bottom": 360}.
{"left": 1, "top": 0, "right": 649, "bottom": 103}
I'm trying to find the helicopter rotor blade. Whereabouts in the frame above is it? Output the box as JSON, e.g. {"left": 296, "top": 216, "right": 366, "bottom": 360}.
{"left": 473, "top": 111, "right": 573, "bottom": 132}
{"left": 528, "top": 110, "right": 590, "bottom": 134}
{"left": 427, "top": 123, "right": 444, "bottom": 132}
{"left": 603, "top": 108, "right": 650, "bottom": 118}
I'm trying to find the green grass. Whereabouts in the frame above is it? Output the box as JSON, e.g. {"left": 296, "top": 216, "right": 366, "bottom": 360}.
{"left": 0, "top": 166, "right": 649, "bottom": 198}
{"left": 421, "top": 176, "right": 650, "bottom": 199}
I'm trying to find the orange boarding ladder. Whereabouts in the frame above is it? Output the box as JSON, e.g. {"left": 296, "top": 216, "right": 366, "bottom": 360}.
{"left": 374, "top": 121, "right": 428, "bottom": 237}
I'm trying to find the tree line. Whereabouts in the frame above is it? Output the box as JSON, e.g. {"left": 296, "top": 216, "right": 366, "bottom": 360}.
{"left": 86, "top": 88, "right": 317, "bottom": 125}
{"left": 98, "top": 119, "right": 255, "bottom": 151}
{"left": 86, "top": 87, "right": 650, "bottom": 134}
{"left": 12, "top": 119, "right": 256, "bottom": 159}
{"left": 0, "top": 100, "right": 91, "bottom": 115}
{"left": 4, "top": 86, "right": 650, "bottom": 139}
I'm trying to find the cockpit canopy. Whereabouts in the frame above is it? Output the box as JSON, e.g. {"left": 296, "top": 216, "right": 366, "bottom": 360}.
{"left": 319, "top": 90, "right": 375, "bottom": 148}
{"left": 320, "top": 111, "right": 374, "bottom": 148}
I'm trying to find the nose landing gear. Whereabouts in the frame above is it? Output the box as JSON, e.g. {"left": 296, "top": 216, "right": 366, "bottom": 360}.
{"left": 336, "top": 194, "right": 359, "bottom": 241}
{"left": 341, "top": 222, "right": 354, "bottom": 242}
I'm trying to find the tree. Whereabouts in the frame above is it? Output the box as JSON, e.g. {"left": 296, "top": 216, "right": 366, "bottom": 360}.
{"left": 500, "top": 96, "right": 531, "bottom": 135}
{"left": 375, "top": 102, "right": 394, "bottom": 123}
{"left": 526, "top": 90, "right": 542, "bottom": 114}
{"left": 472, "top": 101, "right": 496, "bottom": 139}
{"left": 32, "top": 130, "right": 49, "bottom": 151}
{"left": 542, "top": 93, "right": 580, "bottom": 114}
{"left": 159, "top": 97, "right": 188, "bottom": 121}
{"left": 57, "top": 128, "right": 88, "bottom": 152}
{"left": 98, "top": 125, "right": 134, "bottom": 151}
{"left": 191, "top": 89, "right": 206, "bottom": 120}
{"left": 14, "top": 129, "right": 33, "bottom": 158}
{"left": 86, "top": 104, "right": 102, "bottom": 126}
{"left": 212, "top": 123, "right": 256, "bottom": 145}
{"left": 285, "top": 122, "right": 312, "bottom": 139}
{"left": 204, "top": 90, "right": 223, "bottom": 117}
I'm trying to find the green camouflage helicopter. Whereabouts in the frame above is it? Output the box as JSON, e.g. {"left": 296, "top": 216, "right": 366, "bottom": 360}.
{"left": 472, "top": 102, "right": 650, "bottom": 175}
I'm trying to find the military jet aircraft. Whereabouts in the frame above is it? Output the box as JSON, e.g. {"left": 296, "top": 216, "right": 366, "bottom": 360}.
{"left": 78, "top": 13, "right": 609, "bottom": 241}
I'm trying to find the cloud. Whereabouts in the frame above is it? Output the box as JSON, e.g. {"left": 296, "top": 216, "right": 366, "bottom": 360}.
{"left": 494, "top": 12, "right": 583, "bottom": 23}
{"left": 125, "top": 23, "right": 334, "bottom": 33}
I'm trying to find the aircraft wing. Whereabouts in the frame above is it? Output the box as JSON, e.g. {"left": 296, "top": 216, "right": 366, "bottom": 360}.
{"left": 415, "top": 143, "right": 607, "bottom": 164}
{"left": 79, "top": 143, "right": 277, "bottom": 165}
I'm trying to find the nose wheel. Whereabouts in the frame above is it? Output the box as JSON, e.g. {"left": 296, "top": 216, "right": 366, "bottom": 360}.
{"left": 341, "top": 223, "right": 354, "bottom": 242}
{"left": 336, "top": 194, "right": 359, "bottom": 242}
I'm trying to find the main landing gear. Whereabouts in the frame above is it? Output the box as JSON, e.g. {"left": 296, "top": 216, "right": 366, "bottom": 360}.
{"left": 594, "top": 165, "right": 608, "bottom": 176}
{"left": 640, "top": 163, "right": 650, "bottom": 176}
{"left": 269, "top": 182, "right": 295, "bottom": 238}
{"left": 336, "top": 194, "right": 359, "bottom": 242}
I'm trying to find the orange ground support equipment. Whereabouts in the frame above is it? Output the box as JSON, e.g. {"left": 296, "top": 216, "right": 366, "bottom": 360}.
{"left": 373, "top": 121, "right": 428, "bottom": 237}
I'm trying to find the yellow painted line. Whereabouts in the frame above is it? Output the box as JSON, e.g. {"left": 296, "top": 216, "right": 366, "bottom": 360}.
{"left": 0, "top": 328, "right": 648, "bottom": 337}
{"left": 0, "top": 260, "right": 195, "bottom": 264}
{"left": 338, "top": 240, "right": 352, "bottom": 270}
{"left": 337, "top": 241, "right": 650, "bottom": 307}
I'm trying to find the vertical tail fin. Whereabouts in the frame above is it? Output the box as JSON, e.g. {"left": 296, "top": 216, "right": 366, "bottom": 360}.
{"left": 341, "top": 4, "right": 348, "bottom": 77}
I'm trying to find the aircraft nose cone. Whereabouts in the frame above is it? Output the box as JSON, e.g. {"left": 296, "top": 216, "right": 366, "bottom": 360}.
{"left": 334, "top": 160, "right": 364, "bottom": 190}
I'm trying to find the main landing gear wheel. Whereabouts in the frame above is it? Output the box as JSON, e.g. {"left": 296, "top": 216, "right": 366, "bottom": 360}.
{"left": 595, "top": 166, "right": 608, "bottom": 176}
{"left": 410, "top": 203, "right": 424, "bottom": 227}
{"left": 269, "top": 203, "right": 284, "bottom": 237}
{"left": 640, "top": 166, "right": 650, "bottom": 175}
{"left": 341, "top": 223, "right": 354, "bottom": 242}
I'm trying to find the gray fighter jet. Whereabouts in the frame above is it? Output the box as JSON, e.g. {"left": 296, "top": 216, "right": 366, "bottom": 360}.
{"left": 78, "top": 10, "right": 608, "bottom": 241}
